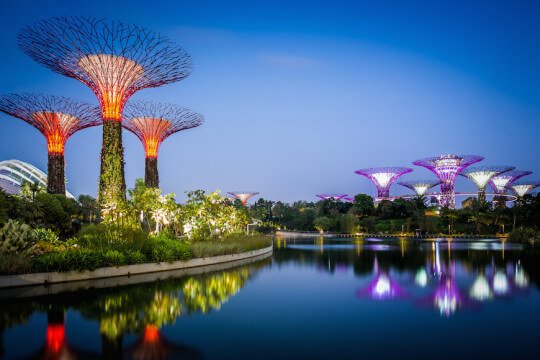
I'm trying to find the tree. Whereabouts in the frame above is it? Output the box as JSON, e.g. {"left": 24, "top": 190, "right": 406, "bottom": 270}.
{"left": 351, "top": 194, "right": 375, "bottom": 217}
{"left": 314, "top": 217, "right": 333, "bottom": 233}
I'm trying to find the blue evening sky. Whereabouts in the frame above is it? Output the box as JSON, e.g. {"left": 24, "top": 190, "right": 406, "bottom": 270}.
{"left": 0, "top": 0, "right": 539, "bottom": 202}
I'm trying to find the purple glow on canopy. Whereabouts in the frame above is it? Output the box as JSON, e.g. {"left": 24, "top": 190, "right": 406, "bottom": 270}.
{"left": 356, "top": 272, "right": 406, "bottom": 300}
{"left": 316, "top": 194, "right": 348, "bottom": 201}
{"left": 354, "top": 167, "right": 413, "bottom": 201}
{"left": 413, "top": 154, "right": 483, "bottom": 208}
{"left": 460, "top": 165, "right": 514, "bottom": 201}
{"left": 432, "top": 275, "right": 463, "bottom": 316}
{"left": 342, "top": 196, "right": 354, "bottom": 202}
{"left": 398, "top": 180, "right": 440, "bottom": 196}
{"left": 490, "top": 170, "right": 532, "bottom": 194}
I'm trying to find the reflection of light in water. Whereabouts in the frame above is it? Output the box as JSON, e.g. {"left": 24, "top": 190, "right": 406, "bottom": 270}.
{"left": 470, "top": 274, "right": 492, "bottom": 301}
{"left": 493, "top": 271, "right": 509, "bottom": 295}
{"left": 46, "top": 323, "right": 65, "bottom": 355}
{"left": 415, "top": 269, "right": 428, "bottom": 287}
{"left": 514, "top": 265, "right": 529, "bottom": 288}
{"left": 435, "top": 242, "right": 441, "bottom": 275}
{"left": 374, "top": 274, "right": 391, "bottom": 297}
{"left": 434, "top": 279, "right": 460, "bottom": 316}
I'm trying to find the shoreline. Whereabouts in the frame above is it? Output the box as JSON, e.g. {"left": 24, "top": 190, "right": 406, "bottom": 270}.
{"left": 275, "top": 230, "right": 509, "bottom": 239}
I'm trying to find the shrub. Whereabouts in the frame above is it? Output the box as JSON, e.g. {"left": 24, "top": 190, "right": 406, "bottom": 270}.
{"left": 104, "top": 250, "right": 126, "bottom": 266}
{"left": 76, "top": 223, "right": 148, "bottom": 252}
{"left": 0, "top": 219, "right": 36, "bottom": 254}
{"left": 33, "top": 249, "right": 107, "bottom": 272}
{"left": 0, "top": 253, "right": 32, "bottom": 275}
{"left": 124, "top": 250, "right": 146, "bottom": 264}
{"left": 33, "top": 228, "right": 60, "bottom": 243}
{"left": 509, "top": 227, "right": 540, "bottom": 243}
{"left": 143, "top": 238, "right": 191, "bottom": 263}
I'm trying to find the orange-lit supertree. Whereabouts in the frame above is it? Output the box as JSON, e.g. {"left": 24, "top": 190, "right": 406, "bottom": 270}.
{"left": 0, "top": 94, "right": 100, "bottom": 195}
{"left": 123, "top": 101, "right": 204, "bottom": 188}
{"left": 18, "top": 17, "right": 193, "bottom": 204}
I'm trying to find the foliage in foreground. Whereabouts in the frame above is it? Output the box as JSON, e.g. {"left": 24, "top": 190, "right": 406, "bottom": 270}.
{"left": 189, "top": 235, "right": 272, "bottom": 258}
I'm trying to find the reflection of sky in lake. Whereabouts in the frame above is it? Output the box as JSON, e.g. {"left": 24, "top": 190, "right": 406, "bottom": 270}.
{"left": 2, "top": 237, "right": 540, "bottom": 360}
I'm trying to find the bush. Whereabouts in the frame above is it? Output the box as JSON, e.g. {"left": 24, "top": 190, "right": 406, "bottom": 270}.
{"left": 33, "top": 249, "right": 107, "bottom": 272}
{"left": 143, "top": 238, "right": 191, "bottom": 263}
{"left": 104, "top": 250, "right": 126, "bottom": 266}
{"left": 0, "top": 253, "right": 32, "bottom": 275}
{"left": 75, "top": 223, "right": 148, "bottom": 252}
{"left": 190, "top": 235, "right": 272, "bottom": 258}
{"left": 509, "top": 227, "right": 540, "bottom": 243}
{"left": 0, "top": 219, "right": 36, "bottom": 254}
{"left": 124, "top": 250, "right": 146, "bottom": 264}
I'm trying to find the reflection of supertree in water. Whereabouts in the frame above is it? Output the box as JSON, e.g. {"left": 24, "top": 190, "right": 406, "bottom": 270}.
{"left": 460, "top": 165, "right": 514, "bottom": 202}
{"left": 354, "top": 167, "right": 413, "bottom": 201}
{"left": 123, "top": 101, "right": 204, "bottom": 188}
{"left": 398, "top": 180, "right": 440, "bottom": 196}
{"left": 228, "top": 191, "right": 259, "bottom": 205}
{"left": 356, "top": 258, "right": 405, "bottom": 300}
{"left": 432, "top": 273, "right": 462, "bottom": 316}
{"left": 469, "top": 273, "right": 493, "bottom": 301}
{"left": 316, "top": 194, "right": 348, "bottom": 201}
{"left": 18, "top": 16, "right": 192, "bottom": 204}
{"left": 0, "top": 94, "right": 100, "bottom": 195}
{"left": 413, "top": 154, "right": 483, "bottom": 208}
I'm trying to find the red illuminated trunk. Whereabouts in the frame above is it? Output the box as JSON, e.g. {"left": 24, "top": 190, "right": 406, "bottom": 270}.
{"left": 47, "top": 153, "right": 66, "bottom": 195}
{"left": 145, "top": 157, "right": 159, "bottom": 188}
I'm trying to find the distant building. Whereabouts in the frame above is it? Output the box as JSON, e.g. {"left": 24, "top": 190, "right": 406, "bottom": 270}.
{"left": 461, "top": 197, "right": 476, "bottom": 209}
{"left": 0, "top": 159, "right": 75, "bottom": 198}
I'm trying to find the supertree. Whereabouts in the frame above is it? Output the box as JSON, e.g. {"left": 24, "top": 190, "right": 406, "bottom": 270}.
{"left": 123, "top": 101, "right": 204, "bottom": 188}
{"left": 354, "top": 167, "right": 413, "bottom": 201}
{"left": 490, "top": 170, "right": 532, "bottom": 194}
{"left": 0, "top": 93, "right": 100, "bottom": 195}
{"left": 398, "top": 180, "right": 440, "bottom": 196}
{"left": 460, "top": 165, "right": 514, "bottom": 202}
{"left": 413, "top": 154, "right": 483, "bottom": 208}
{"left": 228, "top": 192, "right": 259, "bottom": 206}
{"left": 18, "top": 16, "right": 192, "bottom": 205}
{"left": 315, "top": 194, "right": 348, "bottom": 201}
{"left": 509, "top": 181, "right": 540, "bottom": 198}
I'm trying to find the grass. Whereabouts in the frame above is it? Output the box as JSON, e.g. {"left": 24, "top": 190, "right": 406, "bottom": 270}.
{"left": 189, "top": 235, "right": 273, "bottom": 258}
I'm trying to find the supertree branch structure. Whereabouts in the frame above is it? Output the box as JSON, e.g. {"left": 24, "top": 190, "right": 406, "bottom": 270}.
{"left": 18, "top": 16, "right": 193, "bottom": 205}
{"left": 123, "top": 101, "right": 204, "bottom": 188}
{"left": 398, "top": 180, "right": 440, "bottom": 196}
{"left": 509, "top": 181, "right": 540, "bottom": 198}
{"left": 316, "top": 194, "right": 348, "bottom": 201}
{"left": 0, "top": 93, "right": 100, "bottom": 195}
{"left": 354, "top": 167, "right": 413, "bottom": 201}
{"left": 460, "top": 165, "right": 514, "bottom": 202}
{"left": 228, "top": 192, "right": 259, "bottom": 206}
{"left": 490, "top": 170, "right": 532, "bottom": 194}
{"left": 413, "top": 154, "right": 483, "bottom": 208}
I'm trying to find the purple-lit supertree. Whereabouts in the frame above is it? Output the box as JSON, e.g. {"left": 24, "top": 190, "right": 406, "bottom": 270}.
{"left": 413, "top": 154, "right": 483, "bottom": 208}
{"left": 398, "top": 180, "right": 440, "bottom": 196}
{"left": 315, "top": 194, "right": 348, "bottom": 201}
{"left": 0, "top": 94, "right": 100, "bottom": 195}
{"left": 123, "top": 101, "right": 204, "bottom": 188}
{"left": 18, "top": 16, "right": 192, "bottom": 205}
{"left": 490, "top": 170, "right": 532, "bottom": 194}
{"left": 509, "top": 181, "right": 540, "bottom": 199}
{"left": 460, "top": 165, "right": 514, "bottom": 202}
{"left": 228, "top": 192, "right": 259, "bottom": 206}
{"left": 354, "top": 167, "right": 413, "bottom": 202}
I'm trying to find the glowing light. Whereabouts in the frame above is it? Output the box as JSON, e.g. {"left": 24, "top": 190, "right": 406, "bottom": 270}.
{"left": 511, "top": 182, "right": 540, "bottom": 197}
{"left": 399, "top": 180, "right": 440, "bottom": 196}
{"left": 130, "top": 117, "right": 171, "bottom": 158}
{"left": 32, "top": 111, "right": 79, "bottom": 154}
{"left": 143, "top": 324, "right": 160, "bottom": 343}
{"left": 514, "top": 267, "right": 529, "bottom": 288}
{"left": 413, "top": 154, "right": 483, "bottom": 208}
{"left": 415, "top": 268, "right": 428, "bottom": 287}
{"left": 45, "top": 323, "right": 65, "bottom": 354}
{"left": 493, "top": 271, "right": 509, "bottom": 295}
{"left": 374, "top": 274, "right": 391, "bottom": 297}
{"left": 433, "top": 278, "right": 461, "bottom": 316}
{"left": 490, "top": 170, "right": 532, "bottom": 193}
{"left": 228, "top": 191, "right": 259, "bottom": 205}
{"left": 316, "top": 194, "right": 348, "bottom": 201}
{"left": 469, "top": 274, "right": 492, "bottom": 301}
{"left": 79, "top": 54, "right": 144, "bottom": 120}
{"left": 354, "top": 167, "right": 413, "bottom": 199}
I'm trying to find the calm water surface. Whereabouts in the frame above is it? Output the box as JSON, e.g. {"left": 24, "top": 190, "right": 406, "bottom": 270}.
{"left": 2, "top": 237, "right": 540, "bottom": 359}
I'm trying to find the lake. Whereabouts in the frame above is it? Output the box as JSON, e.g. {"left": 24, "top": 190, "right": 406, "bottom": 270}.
{"left": 1, "top": 236, "right": 539, "bottom": 359}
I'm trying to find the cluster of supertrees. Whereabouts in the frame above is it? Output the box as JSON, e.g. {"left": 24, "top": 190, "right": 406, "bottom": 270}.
{"left": 0, "top": 16, "right": 204, "bottom": 204}
{"left": 319, "top": 154, "right": 539, "bottom": 209}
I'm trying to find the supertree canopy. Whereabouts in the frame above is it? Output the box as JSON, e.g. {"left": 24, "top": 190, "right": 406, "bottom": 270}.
{"left": 413, "top": 154, "right": 483, "bottom": 208}
{"left": 123, "top": 101, "right": 204, "bottom": 188}
{"left": 228, "top": 192, "right": 259, "bottom": 206}
{"left": 509, "top": 181, "right": 540, "bottom": 198}
{"left": 490, "top": 170, "right": 532, "bottom": 194}
{"left": 460, "top": 165, "right": 514, "bottom": 202}
{"left": 354, "top": 167, "right": 413, "bottom": 201}
{"left": 398, "top": 180, "right": 440, "bottom": 196}
{"left": 316, "top": 194, "right": 348, "bottom": 201}
{"left": 18, "top": 16, "right": 193, "bottom": 205}
{"left": 0, "top": 94, "right": 100, "bottom": 195}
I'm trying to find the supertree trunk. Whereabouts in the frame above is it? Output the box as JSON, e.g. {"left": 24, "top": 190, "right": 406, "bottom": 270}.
{"left": 478, "top": 188, "right": 487, "bottom": 203}
{"left": 145, "top": 157, "right": 159, "bottom": 188}
{"left": 47, "top": 153, "right": 65, "bottom": 195}
{"left": 99, "top": 120, "right": 126, "bottom": 205}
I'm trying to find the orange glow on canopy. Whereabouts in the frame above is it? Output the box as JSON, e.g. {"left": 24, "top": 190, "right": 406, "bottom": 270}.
{"left": 143, "top": 324, "right": 160, "bottom": 343}
{"left": 32, "top": 111, "right": 79, "bottom": 154}
{"left": 45, "top": 323, "right": 65, "bottom": 354}
{"left": 130, "top": 117, "right": 172, "bottom": 158}
{"left": 78, "top": 54, "right": 144, "bottom": 121}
